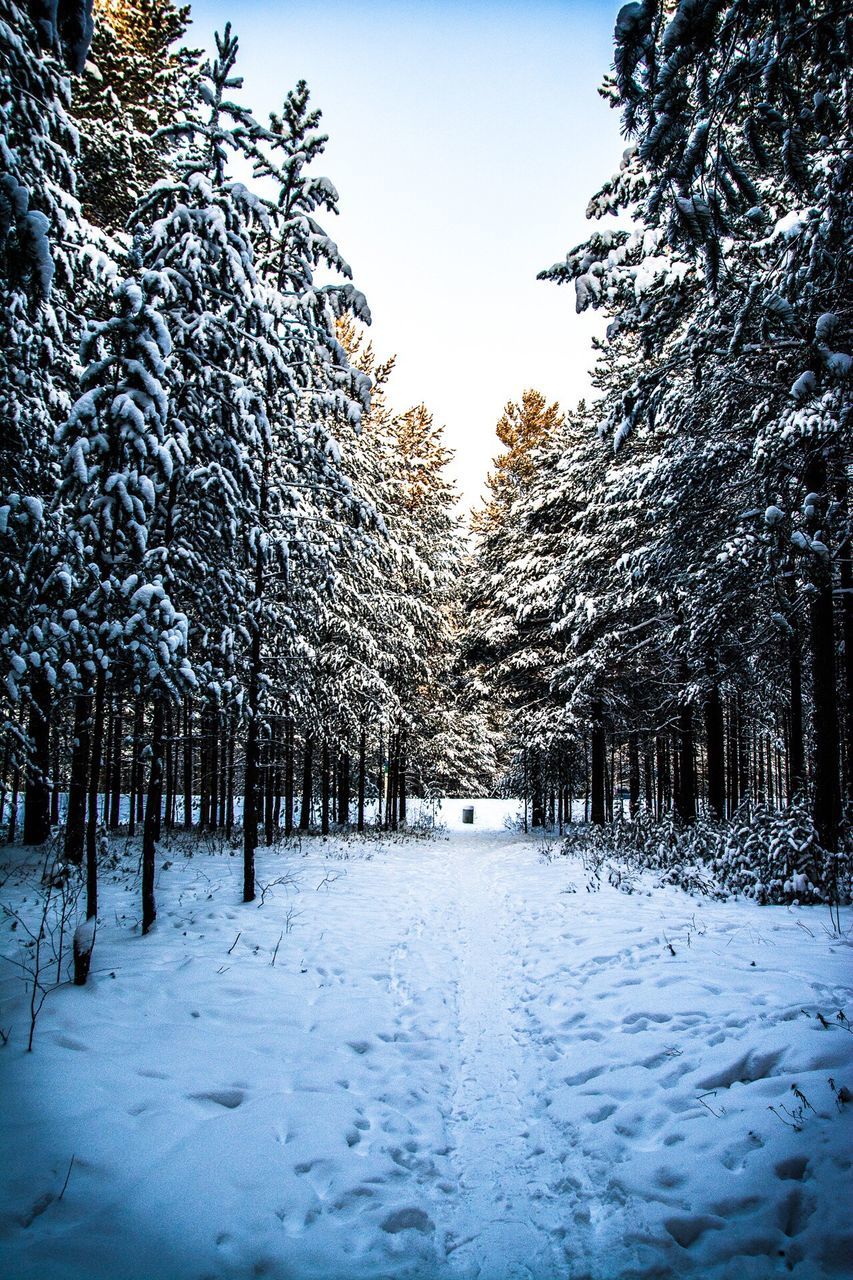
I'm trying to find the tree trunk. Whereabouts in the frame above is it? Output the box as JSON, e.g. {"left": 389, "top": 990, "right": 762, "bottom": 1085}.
{"left": 785, "top": 624, "right": 804, "bottom": 800}
{"left": 0, "top": 737, "right": 9, "bottom": 834}
{"left": 590, "top": 700, "right": 606, "bottom": 825}
{"left": 838, "top": 469, "right": 853, "bottom": 804}
{"left": 199, "top": 709, "right": 210, "bottom": 831}
{"left": 85, "top": 669, "right": 106, "bottom": 920}
{"left": 142, "top": 697, "right": 164, "bottom": 934}
{"left": 357, "top": 728, "right": 366, "bottom": 833}
{"left": 531, "top": 748, "right": 545, "bottom": 827}
{"left": 810, "top": 538, "right": 841, "bottom": 847}
{"left": 628, "top": 732, "right": 640, "bottom": 819}
{"left": 338, "top": 750, "right": 350, "bottom": 826}
{"left": 243, "top": 633, "right": 261, "bottom": 903}
{"left": 129, "top": 698, "right": 143, "bottom": 837}
{"left": 737, "top": 697, "right": 750, "bottom": 810}
{"left": 705, "top": 684, "right": 725, "bottom": 820}
{"left": 23, "top": 670, "right": 51, "bottom": 844}
{"left": 65, "top": 695, "right": 91, "bottom": 864}
{"left": 225, "top": 711, "right": 235, "bottom": 836}
{"left": 164, "top": 705, "right": 174, "bottom": 831}
{"left": 209, "top": 708, "right": 219, "bottom": 831}
{"left": 299, "top": 736, "right": 312, "bottom": 831}
{"left": 182, "top": 699, "right": 193, "bottom": 829}
{"left": 101, "top": 700, "right": 113, "bottom": 828}
{"left": 676, "top": 696, "right": 696, "bottom": 824}
{"left": 284, "top": 717, "right": 294, "bottom": 837}
{"left": 321, "top": 736, "right": 330, "bottom": 835}
{"left": 264, "top": 724, "right": 275, "bottom": 846}
{"left": 50, "top": 723, "right": 60, "bottom": 827}
{"left": 108, "top": 703, "right": 122, "bottom": 829}
{"left": 8, "top": 763, "right": 19, "bottom": 841}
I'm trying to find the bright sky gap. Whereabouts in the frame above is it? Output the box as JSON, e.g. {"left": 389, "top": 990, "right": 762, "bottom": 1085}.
{"left": 187, "top": 0, "right": 626, "bottom": 510}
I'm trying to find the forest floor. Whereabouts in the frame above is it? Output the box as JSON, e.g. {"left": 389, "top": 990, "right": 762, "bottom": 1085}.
{"left": 1, "top": 801, "right": 852, "bottom": 1280}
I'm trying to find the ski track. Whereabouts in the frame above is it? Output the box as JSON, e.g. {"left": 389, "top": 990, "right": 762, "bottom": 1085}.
{"left": 1, "top": 804, "right": 852, "bottom": 1280}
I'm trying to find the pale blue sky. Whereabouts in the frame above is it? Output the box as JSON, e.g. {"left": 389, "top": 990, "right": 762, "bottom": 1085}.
{"left": 186, "top": 0, "right": 625, "bottom": 509}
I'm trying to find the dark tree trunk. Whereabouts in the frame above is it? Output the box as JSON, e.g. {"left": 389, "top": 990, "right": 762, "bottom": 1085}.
{"left": 50, "top": 724, "right": 60, "bottom": 826}
{"left": 129, "top": 697, "right": 143, "bottom": 837}
{"left": 838, "top": 469, "right": 853, "bottom": 804}
{"left": 225, "top": 711, "right": 235, "bottom": 836}
{"left": 182, "top": 699, "right": 193, "bottom": 830}
{"left": 199, "top": 709, "right": 210, "bottom": 831}
{"left": 142, "top": 697, "right": 164, "bottom": 934}
{"left": 732, "top": 701, "right": 742, "bottom": 808}
{"left": 338, "top": 750, "right": 350, "bottom": 825}
{"left": 108, "top": 703, "right": 122, "bottom": 829}
{"left": 789, "top": 629, "right": 805, "bottom": 800}
{"left": 805, "top": 454, "right": 841, "bottom": 847}
{"left": 590, "top": 701, "right": 606, "bottom": 825}
{"left": 357, "top": 728, "right": 366, "bottom": 833}
{"left": 644, "top": 741, "right": 654, "bottom": 813}
{"left": 299, "top": 736, "right": 312, "bottom": 831}
{"left": 209, "top": 709, "right": 219, "bottom": 831}
{"left": 65, "top": 695, "right": 91, "bottom": 864}
{"left": 101, "top": 701, "right": 113, "bottom": 828}
{"left": 23, "top": 670, "right": 51, "bottom": 844}
{"left": 85, "top": 670, "right": 106, "bottom": 920}
{"left": 676, "top": 696, "right": 696, "bottom": 824}
{"left": 705, "top": 684, "right": 725, "bottom": 820}
{"left": 810, "top": 544, "right": 841, "bottom": 847}
{"left": 284, "top": 717, "right": 294, "bottom": 837}
{"left": 264, "top": 725, "right": 275, "bottom": 846}
{"left": 399, "top": 748, "right": 407, "bottom": 826}
{"left": 628, "top": 732, "right": 640, "bottom": 819}
{"left": 243, "top": 635, "right": 261, "bottom": 903}
{"left": 0, "top": 737, "right": 9, "bottom": 834}
{"left": 386, "top": 734, "right": 398, "bottom": 831}
{"left": 655, "top": 733, "right": 666, "bottom": 817}
{"left": 531, "top": 748, "right": 545, "bottom": 827}
{"left": 163, "top": 706, "right": 173, "bottom": 831}
{"left": 321, "top": 736, "right": 330, "bottom": 835}
{"left": 8, "top": 764, "right": 19, "bottom": 841}
{"left": 607, "top": 739, "right": 615, "bottom": 823}
{"left": 272, "top": 721, "right": 282, "bottom": 834}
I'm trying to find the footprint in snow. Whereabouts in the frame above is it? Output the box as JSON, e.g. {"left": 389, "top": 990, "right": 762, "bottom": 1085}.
{"left": 188, "top": 1088, "right": 245, "bottom": 1109}
{"left": 380, "top": 1207, "right": 434, "bottom": 1234}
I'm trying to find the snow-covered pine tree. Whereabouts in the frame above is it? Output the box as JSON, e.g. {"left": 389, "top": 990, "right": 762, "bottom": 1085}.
{"left": 240, "top": 75, "right": 371, "bottom": 864}
{"left": 52, "top": 265, "right": 192, "bottom": 929}
{"left": 130, "top": 26, "right": 277, "bottom": 893}
{"left": 541, "top": 0, "right": 851, "bottom": 850}
{"left": 1, "top": 0, "right": 102, "bottom": 844}
{"left": 464, "top": 391, "right": 569, "bottom": 825}
{"left": 71, "top": 0, "right": 198, "bottom": 232}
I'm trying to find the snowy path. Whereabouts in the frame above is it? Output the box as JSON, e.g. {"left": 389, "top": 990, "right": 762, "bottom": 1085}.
{"left": 1, "top": 803, "right": 852, "bottom": 1280}
{"left": 436, "top": 835, "right": 566, "bottom": 1278}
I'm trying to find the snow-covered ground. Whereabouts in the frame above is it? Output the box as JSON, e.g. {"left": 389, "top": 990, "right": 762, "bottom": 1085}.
{"left": 1, "top": 801, "right": 851, "bottom": 1280}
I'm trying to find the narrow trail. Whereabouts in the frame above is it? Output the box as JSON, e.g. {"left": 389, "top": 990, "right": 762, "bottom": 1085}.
{"left": 438, "top": 834, "right": 570, "bottom": 1279}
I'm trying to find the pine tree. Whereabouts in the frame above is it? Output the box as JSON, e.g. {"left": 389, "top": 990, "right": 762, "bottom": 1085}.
{"left": 71, "top": 0, "right": 197, "bottom": 231}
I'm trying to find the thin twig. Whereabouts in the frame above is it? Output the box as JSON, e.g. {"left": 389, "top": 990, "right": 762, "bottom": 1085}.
{"left": 58, "top": 1155, "right": 75, "bottom": 1201}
